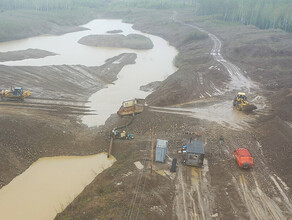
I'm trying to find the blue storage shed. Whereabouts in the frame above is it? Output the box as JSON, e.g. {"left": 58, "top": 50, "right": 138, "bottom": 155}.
{"left": 155, "top": 139, "right": 168, "bottom": 163}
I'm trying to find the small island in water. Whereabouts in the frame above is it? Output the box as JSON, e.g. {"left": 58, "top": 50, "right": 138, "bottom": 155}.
{"left": 78, "top": 34, "right": 153, "bottom": 50}
{"left": 0, "top": 49, "right": 57, "bottom": 62}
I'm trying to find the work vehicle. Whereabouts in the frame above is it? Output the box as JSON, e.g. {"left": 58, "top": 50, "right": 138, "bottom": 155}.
{"left": 1, "top": 87, "right": 30, "bottom": 100}
{"left": 112, "top": 130, "right": 134, "bottom": 140}
{"left": 117, "top": 98, "right": 144, "bottom": 117}
{"left": 233, "top": 92, "right": 248, "bottom": 111}
{"left": 234, "top": 148, "right": 254, "bottom": 169}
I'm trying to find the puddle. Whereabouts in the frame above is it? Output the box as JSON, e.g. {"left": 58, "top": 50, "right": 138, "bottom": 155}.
{"left": 0, "top": 153, "right": 116, "bottom": 220}
{"left": 150, "top": 100, "right": 253, "bottom": 130}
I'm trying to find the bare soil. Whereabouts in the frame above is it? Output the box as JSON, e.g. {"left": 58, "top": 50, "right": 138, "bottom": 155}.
{"left": 139, "top": 81, "right": 161, "bottom": 92}
{"left": 0, "top": 49, "right": 57, "bottom": 62}
{"left": 107, "top": 30, "right": 123, "bottom": 34}
{"left": 78, "top": 33, "right": 154, "bottom": 49}
{"left": 0, "top": 8, "right": 291, "bottom": 220}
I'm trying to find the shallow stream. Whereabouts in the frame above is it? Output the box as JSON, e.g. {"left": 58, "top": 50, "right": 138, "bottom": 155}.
{"left": 0, "top": 19, "right": 178, "bottom": 127}
{"left": 0, "top": 19, "right": 178, "bottom": 219}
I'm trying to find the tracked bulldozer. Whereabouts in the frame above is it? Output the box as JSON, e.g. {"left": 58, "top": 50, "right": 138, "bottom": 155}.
{"left": 0, "top": 87, "right": 30, "bottom": 101}
{"left": 233, "top": 92, "right": 256, "bottom": 112}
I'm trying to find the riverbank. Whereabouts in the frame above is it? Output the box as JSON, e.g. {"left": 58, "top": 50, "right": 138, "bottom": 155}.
{"left": 58, "top": 8, "right": 292, "bottom": 220}
{"left": 0, "top": 8, "right": 98, "bottom": 42}
{"left": 0, "top": 52, "right": 136, "bottom": 187}
{"left": 0, "top": 7, "right": 291, "bottom": 220}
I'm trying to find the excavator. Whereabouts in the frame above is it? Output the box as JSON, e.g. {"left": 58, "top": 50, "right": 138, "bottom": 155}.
{"left": 0, "top": 87, "right": 30, "bottom": 101}
{"left": 233, "top": 92, "right": 256, "bottom": 112}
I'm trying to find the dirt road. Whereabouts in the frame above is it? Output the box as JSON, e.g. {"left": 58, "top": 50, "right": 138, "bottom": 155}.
{"left": 0, "top": 8, "right": 291, "bottom": 220}
{"left": 164, "top": 11, "right": 292, "bottom": 220}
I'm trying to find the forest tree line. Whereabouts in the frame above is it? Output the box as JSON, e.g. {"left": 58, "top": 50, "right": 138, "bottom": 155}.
{"left": 0, "top": 0, "right": 195, "bottom": 11}
{"left": 196, "top": 0, "right": 292, "bottom": 32}
{"left": 0, "top": 0, "right": 108, "bottom": 11}
{"left": 0, "top": 0, "right": 291, "bottom": 32}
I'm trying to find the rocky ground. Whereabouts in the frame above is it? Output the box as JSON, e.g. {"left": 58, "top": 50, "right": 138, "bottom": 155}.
{"left": 0, "top": 8, "right": 291, "bottom": 220}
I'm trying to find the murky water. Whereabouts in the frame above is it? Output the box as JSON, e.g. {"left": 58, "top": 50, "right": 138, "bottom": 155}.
{"left": 80, "top": 21, "right": 178, "bottom": 127}
{"left": 0, "top": 19, "right": 178, "bottom": 127}
{"left": 0, "top": 20, "right": 141, "bottom": 66}
{"left": 0, "top": 153, "right": 116, "bottom": 220}
{"left": 150, "top": 100, "right": 253, "bottom": 130}
{"left": 0, "top": 19, "right": 177, "bottom": 219}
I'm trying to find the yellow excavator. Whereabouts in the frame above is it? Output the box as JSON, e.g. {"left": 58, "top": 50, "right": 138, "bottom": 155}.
{"left": 0, "top": 87, "right": 30, "bottom": 101}
{"left": 233, "top": 92, "right": 248, "bottom": 111}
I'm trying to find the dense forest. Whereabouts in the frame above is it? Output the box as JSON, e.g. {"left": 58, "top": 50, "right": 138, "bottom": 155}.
{"left": 197, "top": 0, "right": 292, "bottom": 32}
{"left": 0, "top": 0, "right": 291, "bottom": 36}
{"left": 0, "top": 0, "right": 193, "bottom": 10}
{"left": 0, "top": 0, "right": 108, "bottom": 10}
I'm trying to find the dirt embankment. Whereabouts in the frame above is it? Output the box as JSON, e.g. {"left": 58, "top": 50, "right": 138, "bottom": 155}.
{"left": 140, "top": 81, "right": 161, "bottom": 92}
{"left": 0, "top": 53, "right": 136, "bottom": 100}
{"left": 58, "top": 9, "right": 291, "bottom": 220}
{"left": 78, "top": 33, "right": 154, "bottom": 49}
{"left": 121, "top": 10, "right": 228, "bottom": 106}
{"left": 196, "top": 19, "right": 292, "bottom": 184}
{"left": 0, "top": 49, "right": 57, "bottom": 62}
{"left": 0, "top": 8, "right": 291, "bottom": 220}
{"left": 0, "top": 52, "right": 136, "bottom": 187}
{"left": 56, "top": 108, "right": 198, "bottom": 220}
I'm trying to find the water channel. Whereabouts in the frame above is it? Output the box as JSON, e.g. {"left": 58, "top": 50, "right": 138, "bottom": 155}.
{"left": 0, "top": 19, "right": 178, "bottom": 219}
{"left": 0, "top": 19, "right": 178, "bottom": 127}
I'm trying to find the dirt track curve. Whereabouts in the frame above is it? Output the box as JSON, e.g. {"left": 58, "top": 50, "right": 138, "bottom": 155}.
{"left": 167, "top": 11, "right": 292, "bottom": 220}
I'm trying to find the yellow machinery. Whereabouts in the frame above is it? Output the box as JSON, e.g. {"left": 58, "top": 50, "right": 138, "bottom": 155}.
{"left": 1, "top": 87, "right": 30, "bottom": 100}
{"left": 233, "top": 92, "right": 248, "bottom": 111}
{"left": 117, "top": 99, "right": 144, "bottom": 117}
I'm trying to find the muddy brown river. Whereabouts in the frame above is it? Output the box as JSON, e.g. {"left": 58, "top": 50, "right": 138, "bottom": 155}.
{"left": 0, "top": 19, "right": 178, "bottom": 127}
{"left": 0, "top": 19, "right": 177, "bottom": 220}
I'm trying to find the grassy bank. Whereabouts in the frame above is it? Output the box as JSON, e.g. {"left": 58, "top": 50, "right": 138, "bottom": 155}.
{"left": 0, "top": 8, "right": 104, "bottom": 42}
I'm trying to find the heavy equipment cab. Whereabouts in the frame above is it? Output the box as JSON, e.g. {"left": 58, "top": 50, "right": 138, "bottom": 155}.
{"left": 233, "top": 92, "right": 248, "bottom": 111}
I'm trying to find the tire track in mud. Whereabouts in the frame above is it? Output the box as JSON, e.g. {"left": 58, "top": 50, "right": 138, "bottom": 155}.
{"left": 152, "top": 12, "right": 261, "bottom": 130}
{"left": 174, "top": 159, "right": 213, "bottom": 220}
{"left": 218, "top": 137, "right": 292, "bottom": 220}
{"left": 236, "top": 174, "right": 287, "bottom": 220}
{"left": 125, "top": 133, "right": 151, "bottom": 220}
{"left": 172, "top": 11, "right": 256, "bottom": 92}
{"left": 169, "top": 11, "right": 292, "bottom": 220}
{"left": 0, "top": 100, "right": 95, "bottom": 115}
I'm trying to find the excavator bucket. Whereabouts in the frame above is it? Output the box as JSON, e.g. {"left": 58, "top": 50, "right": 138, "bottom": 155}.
{"left": 22, "top": 90, "right": 31, "bottom": 99}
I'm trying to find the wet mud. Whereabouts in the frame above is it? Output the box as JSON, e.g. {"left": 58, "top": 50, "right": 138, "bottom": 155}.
{"left": 0, "top": 8, "right": 291, "bottom": 220}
